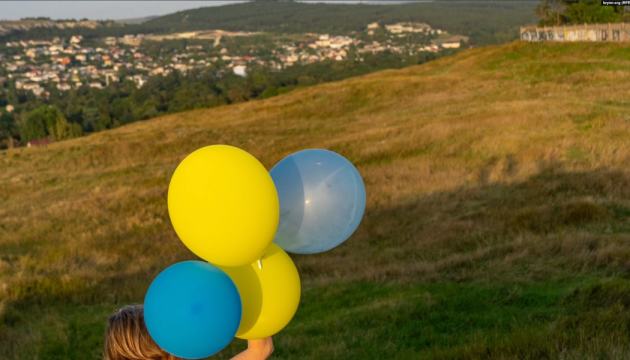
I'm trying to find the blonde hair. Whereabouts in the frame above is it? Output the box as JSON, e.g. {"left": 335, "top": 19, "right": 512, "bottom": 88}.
{"left": 104, "top": 305, "right": 179, "bottom": 360}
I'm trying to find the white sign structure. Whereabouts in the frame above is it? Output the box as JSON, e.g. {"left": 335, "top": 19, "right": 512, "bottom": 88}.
{"left": 521, "top": 23, "right": 630, "bottom": 42}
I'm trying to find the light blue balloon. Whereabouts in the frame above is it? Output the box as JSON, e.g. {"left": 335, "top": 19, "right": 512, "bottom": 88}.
{"left": 144, "top": 261, "right": 242, "bottom": 359}
{"left": 270, "top": 149, "right": 366, "bottom": 254}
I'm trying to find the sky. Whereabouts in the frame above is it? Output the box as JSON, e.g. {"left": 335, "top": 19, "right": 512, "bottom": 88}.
{"left": 0, "top": 1, "right": 413, "bottom": 22}
{"left": 0, "top": 1, "right": 243, "bottom": 21}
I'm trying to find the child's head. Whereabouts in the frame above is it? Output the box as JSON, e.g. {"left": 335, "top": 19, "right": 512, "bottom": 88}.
{"left": 105, "top": 305, "right": 178, "bottom": 360}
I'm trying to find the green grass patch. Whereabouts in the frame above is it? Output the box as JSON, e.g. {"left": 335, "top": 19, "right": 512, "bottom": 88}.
{"left": 7, "top": 279, "right": 630, "bottom": 359}
{"left": 6, "top": 40, "right": 630, "bottom": 359}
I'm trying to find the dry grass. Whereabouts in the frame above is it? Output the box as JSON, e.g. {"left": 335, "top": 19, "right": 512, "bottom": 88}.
{"left": 3, "top": 41, "right": 630, "bottom": 358}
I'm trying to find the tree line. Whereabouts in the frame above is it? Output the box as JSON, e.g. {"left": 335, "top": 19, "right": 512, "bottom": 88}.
{"left": 535, "top": 0, "right": 630, "bottom": 26}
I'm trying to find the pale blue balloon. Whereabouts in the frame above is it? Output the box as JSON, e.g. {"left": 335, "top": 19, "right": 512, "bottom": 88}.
{"left": 270, "top": 149, "right": 366, "bottom": 254}
{"left": 144, "top": 261, "right": 242, "bottom": 359}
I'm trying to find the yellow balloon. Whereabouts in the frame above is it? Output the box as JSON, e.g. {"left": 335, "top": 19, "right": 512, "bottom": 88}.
{"left": 219, "top": 244, "right": 301, "bottom": 339}
{"left": 168, "top": 145, "right": 279, "bottom": 267}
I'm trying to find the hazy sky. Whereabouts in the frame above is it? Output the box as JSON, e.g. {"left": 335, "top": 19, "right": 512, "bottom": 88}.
{"left": 0, "top": 1, "right": 406, "bottom": 21}
{"left": 0, "top": 1, "right": 244, "bottom": 21}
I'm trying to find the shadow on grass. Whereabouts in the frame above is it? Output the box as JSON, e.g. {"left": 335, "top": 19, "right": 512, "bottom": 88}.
{"left": 290, "top": 167, "right": 630, "bottom": 285}
{"left": 4, "top": 167, "right": 630, "bottom": 359}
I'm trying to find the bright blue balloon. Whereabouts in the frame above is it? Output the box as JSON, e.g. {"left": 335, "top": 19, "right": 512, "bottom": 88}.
{"left": 270, "top": 149, "right": 366, "bottom": 254}
{"left": 144, "top": 261, "right": 242, "bottom": 359}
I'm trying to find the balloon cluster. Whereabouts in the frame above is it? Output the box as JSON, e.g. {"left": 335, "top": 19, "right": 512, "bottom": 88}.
{"left": 144, "top": 146, "right": 366, "bottom": 359}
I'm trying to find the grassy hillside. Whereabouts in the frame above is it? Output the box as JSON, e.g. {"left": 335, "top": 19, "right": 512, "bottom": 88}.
{"left": 4, "top": 40, "right": 630, "bottom": 359}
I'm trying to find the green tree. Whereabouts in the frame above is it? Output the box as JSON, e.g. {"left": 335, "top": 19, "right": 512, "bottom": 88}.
{"left": 81, "top": 107, "right": 100, "bottom": 132}
{"left": 55, "top": 113, "right": 83, "bottom": 140}
{"left": 117, "top": 65, "right": 129, "bottom": 78}
{"left": 261, "top": 86, "right": 279, "bottom": 99}
{"left": 536, "top": 0, "right": 625, "bottom": 25}
{"left": 297, "top": 75, "right": 316, "bottom": 87}
{"left": 564, "top": 1, "right": 622, "bottom": 24}
{"left": 21, "top": 107, "right": 53, "bottom": 143}
{"left": 21, "top": 105, "right": 82, "bottom": 143}
{"left": 535, "top": 0, "right": 567, "bottom": 26}
{"left": 0, "top": 111, "right": 17, "bottom": 149}
{"left": 6, "top": 83, "right": 19, "bottom": 106}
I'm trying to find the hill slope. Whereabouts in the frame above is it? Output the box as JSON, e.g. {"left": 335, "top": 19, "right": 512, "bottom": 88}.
{"left": 3, "top": 41, "right": 630, "bottom": 359}
{"left": 0, "top": 1, "right": 537, "bottom": 45}
{"left": 0, "top": 19, "right": 103, "bottom": 34}
{"left": 142, "top": 1, "right": 538, "bottom": 44}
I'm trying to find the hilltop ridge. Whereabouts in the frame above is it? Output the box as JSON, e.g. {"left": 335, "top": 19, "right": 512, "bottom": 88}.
{"left": 0, "top": 1, "right": 537, "bottom": 44}
{"left": 142, "top": 1, "right": 536, "bottom": 42}
{"left": 0, "top": 19, "right": 114, "bottom": 34}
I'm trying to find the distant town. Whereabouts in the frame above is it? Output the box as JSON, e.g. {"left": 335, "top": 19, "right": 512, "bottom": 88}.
{"left": 0, "top": 21, "right": 468, "bottom": 105}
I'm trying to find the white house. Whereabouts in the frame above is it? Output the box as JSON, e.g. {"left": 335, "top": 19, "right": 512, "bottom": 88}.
{"left": 442, "top": 41, "right": 460, "bottom": 49}
{"left": 330, "top": 36, "right": 353, "bottom": 49}
{"left": 233, "top": 65, "right": 247, "bottom": 77}
{"left": 49, "top": 45, "right": 64, "bottom": 52}
{"left": 134, "top": 77, "right": 148, "bottom": 88}
{"left": 105, "top": 74, "right": 119, "bottom": 85}
{"left": 174, "top": 64, "right": 188, "bottom": 73}
{"left": 385, "top": 24, "right": 403, "bottom": 33}
{"left": 150, "top": 67, "right": 165, "bottom": 76}
{"left": 25, "top": 48, "right": 44, "bottom": 58}
{"left": 23, "top": 82, "right": 40, "bottom": 90}
{"left": 316, "top": 39, "right": 330, "bottom": 47}
{"left": 48, "top": 74, "right": 60, "bottom": 82}
{"left": 32, "top": 87, "right": 45, "bottom": 96}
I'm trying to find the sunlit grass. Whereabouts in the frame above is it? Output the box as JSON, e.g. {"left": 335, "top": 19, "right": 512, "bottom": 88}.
{"left": 3, "top": 41, "right": 630, "bottom": 358}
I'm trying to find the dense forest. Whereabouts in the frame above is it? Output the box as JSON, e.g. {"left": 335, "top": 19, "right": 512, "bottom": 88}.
{"left": 0, "top": 48, "right": 453, "bottom": 149}
{"left": 0, "top": 1, "right": 538, "bottom": 47}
